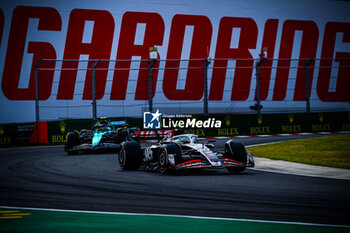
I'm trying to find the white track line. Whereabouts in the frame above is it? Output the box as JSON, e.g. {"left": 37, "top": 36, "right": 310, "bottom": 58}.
{"left": 206, "top": 131, "right": 349, "bottom": 140}
{"left": 245, "top": 141, "right": 281, "bottom": 147}
{"left": 249, "top": 167, "right": 350, "bottom": 181}
{"left": 0, "top": 206, "right": 349, "bottom": 228}
{"left": 246, "top": 141, "right": 350, "bottom": 180}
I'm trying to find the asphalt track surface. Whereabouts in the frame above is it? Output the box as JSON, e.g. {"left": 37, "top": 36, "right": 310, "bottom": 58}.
{"left": 0, "top": 135, "right": 349, "bottom": 226}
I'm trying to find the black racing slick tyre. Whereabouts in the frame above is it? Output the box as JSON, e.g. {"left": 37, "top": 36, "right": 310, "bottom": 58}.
{"left": 65, "top": 131, "right": 80, "bottom": 155}
{"left": 224, "top": 140, "right": 247, "bottom": 174}
{"left": 119, "top": 141, "right": 142, "bottom": 170}
{"left": 116, "top": 129, "right": 129, "bottom": 144}
{"left": 159, "top": 144, "right": 182, "bottom": 175}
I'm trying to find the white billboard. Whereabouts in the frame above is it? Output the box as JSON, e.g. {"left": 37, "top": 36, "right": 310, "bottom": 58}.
{"left": 0, "top": 0, "right": 349, "bottom": 123}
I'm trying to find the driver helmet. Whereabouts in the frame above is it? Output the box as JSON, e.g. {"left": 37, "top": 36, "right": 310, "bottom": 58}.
{"left": 173, "top": 139, "right": 182, "bottom": 145}
{"left": 173, "top": 136, "right": 187, "bottom": 145}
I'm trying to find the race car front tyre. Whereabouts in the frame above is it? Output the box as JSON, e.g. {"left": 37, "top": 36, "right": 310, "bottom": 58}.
{"left": 65, "top": 131, "right": 80, "bottom": 155}
{"left": 159, "top": 144, "right": 181, "bottom": 174}
{"left": 224, "top": 140, "right": 247, "bottom": 174}
{"left": 119, "top": 141, "right": 142, "bottom": 170}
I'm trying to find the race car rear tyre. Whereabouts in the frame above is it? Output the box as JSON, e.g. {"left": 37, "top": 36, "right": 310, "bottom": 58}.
{"left": 224, "top": 140, "right": 247, "bottom": 174}
{"left": 65, "top": 131, "right": 80, "bottom": 155}
{"left": 119, "top": 141, "right": 142, "bottom": 170}
{"left": 159, "top": 144, "right": 181, "bottom": 174}
{"left": 116, "top": 129, "right": 129, "bottom": 144}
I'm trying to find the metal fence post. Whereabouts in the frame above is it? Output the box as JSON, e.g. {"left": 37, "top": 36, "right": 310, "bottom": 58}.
{"left": 304, "top": 58, "right": 313, "bottom": 113}
{"left": 34, "top": 59, "right": 42, "bottom": 123}
{"left": 148, "top": 59, "right": 157, "bottom": 112}
{"left": 34, "top": 58, "right": 42, "bottom": 144}
{"left": 255, "top": 56, "right": 265, "bottom": 114}
{"left": 92, "top": 59, "right": 100, "bottom": 120}
{"left": 203, "top": 57, "right": 210, "bottom": 115}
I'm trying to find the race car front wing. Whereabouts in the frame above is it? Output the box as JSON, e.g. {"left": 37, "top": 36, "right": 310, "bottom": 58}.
{"left": 67, "top": 142, "right": 120, "bottom": 152}
{"left": 172, "top": 152, "right": 255, "bottom": 170}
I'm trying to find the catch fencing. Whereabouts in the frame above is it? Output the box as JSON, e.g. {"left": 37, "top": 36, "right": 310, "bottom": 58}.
{"left": 34, "top": 57, "right": 350, "bottom": 122}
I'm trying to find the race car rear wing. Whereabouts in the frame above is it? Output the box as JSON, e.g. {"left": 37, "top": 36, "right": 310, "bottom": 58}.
{"left": 131, "top": 129, "right": 173, "bottom": 141}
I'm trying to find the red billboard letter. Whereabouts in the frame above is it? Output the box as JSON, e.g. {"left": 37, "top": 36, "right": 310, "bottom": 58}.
{"left": 317, "top": 22, "right": 350, "bottom": 102}
{"left": 209, "top": 17, "right": 258, "bottom": 101}
{"left": 272, "top": 20, "right": 319, "bottom": 101}
{"left": 110, "top": 12, "right": 164, "bottom": 100}
{"left": 1, "top": 6, "right": 61, "bottom": 100}
{"left": 0, "top": 9, "right": 4, "bottom": 46}
{"left": 163, "top": 14, "right": 212, "bottom": 100}
{"left": 258, "top": 19, "right": 279, "bottom": 101}
{"left": 57, "top": 9, "right": 114, "bottom": 100}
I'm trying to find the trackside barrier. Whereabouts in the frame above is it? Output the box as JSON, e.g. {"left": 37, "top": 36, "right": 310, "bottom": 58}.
{"left": 183, "top": 112, "right": 350, "bottom": 137}
{"left": 29, "top": 121, "right": 48, "bottom": 144}
{"left": 44, "top": 111, "right": 350, "bottom": 144}
{"left": 0, "top": 124, "right": 17, "bottom": 146}
{"left": 0, "top": 112, "right": 349, "bottom": 146}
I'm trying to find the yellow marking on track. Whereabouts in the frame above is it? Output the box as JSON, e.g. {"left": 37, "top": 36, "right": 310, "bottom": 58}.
{"left": 0, "top": 210, "right": 32, "bottom": 219}
{"left": 3, "top": 213, "right": 32, "bottom": 216}
{"left": 0, "top": 211, "right": 20, "bottom": 214}
{"left": 0, "top": 216, "right": 23, "bottom": 219}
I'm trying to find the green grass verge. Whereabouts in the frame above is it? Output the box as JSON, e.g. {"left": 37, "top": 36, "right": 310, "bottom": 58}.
{"left": 248, "top": 134, "right": 350, "bottom": 169}
{"left": 1, "top": 208, "right": 349, "bottom": 233}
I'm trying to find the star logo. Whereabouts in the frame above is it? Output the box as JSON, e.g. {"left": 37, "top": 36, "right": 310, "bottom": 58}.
{"left": 151, "top": 109, "right": 162, "bottom": 122}
{"left": 144, "top": 109, "right": 162, "bottom": 129}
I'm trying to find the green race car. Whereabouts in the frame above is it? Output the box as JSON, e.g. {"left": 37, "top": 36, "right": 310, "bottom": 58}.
{"left": 65, "top": 119, "right": 138, "bottom": 155}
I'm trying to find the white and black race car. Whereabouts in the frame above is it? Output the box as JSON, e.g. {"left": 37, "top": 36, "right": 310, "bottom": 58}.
{"left": 118, "top": 130, "right": 254, "bottom": 174}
